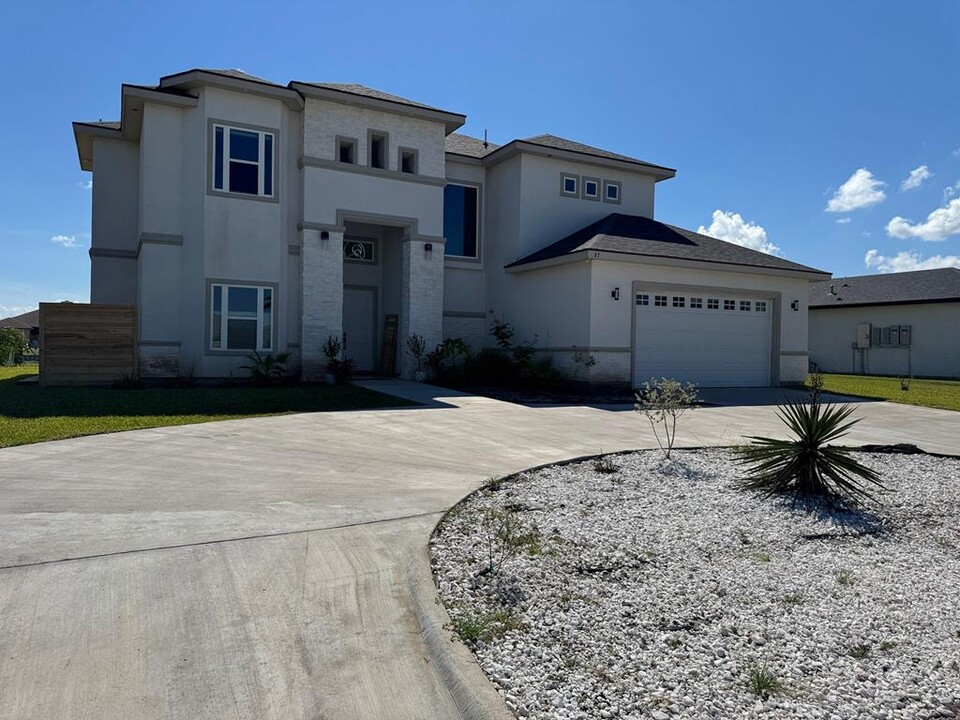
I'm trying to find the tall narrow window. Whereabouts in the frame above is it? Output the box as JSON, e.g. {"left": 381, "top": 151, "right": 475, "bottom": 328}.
{"left": 211, "top": 124, "right": 276, "bottom": 198}
{"left": 209, "top": 283, "right": 275, "bottom": 351}
{"left": 443, "top": 184, "right": 479, "bottom": 259}
{"left": 369, "top": 132, "right": 387, "bottom": 169}
{"left": 338, "top": 137, "right": 356, "bottom": 164}
{"left": 400, "top": 148, "right": 417, "bottom": 174}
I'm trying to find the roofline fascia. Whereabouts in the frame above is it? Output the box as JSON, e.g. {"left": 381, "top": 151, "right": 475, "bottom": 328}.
{"left": 482, "top": 140, "right": 677, "bottom": 180}
{"left": 507, "top": 248, "right": 831, "bottom": 279}
{"left": 809, "top": 297, "right": 960, "bottom": 310}
{"left": 72, "top": 121, "right": 123, "bottom": 171}
{"left": 445, "top": 151, "right": 485, "bottom": 165}
{"left": 290, "top": 82, "right": 465, "bottom": 134}
{"left": 160, "top": 70, "right": 304, "bottom": 110}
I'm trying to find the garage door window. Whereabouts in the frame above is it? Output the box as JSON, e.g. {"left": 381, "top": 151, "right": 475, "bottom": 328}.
{"left": 724, "top": 299, "right": 736, "bottom": 311}
{"left": 636, "top": 294, "right": 649, "bottom": 306}
{"left": 672, "top": 296, "right": 685, "bottom": 307}
{"left": 654, "top": 295, "right": 667, "bottom": 307}
{"left": 755, "top": 301, "right": 767, "bottom": 312}
{"left": 690, "top": 297, "right": 703, "bottom": 308}
{"left": 740, "top": 300, "right": 752, "bottom": 311}
{"left": 707, "top": 298, "right": 719, "bottom": 310}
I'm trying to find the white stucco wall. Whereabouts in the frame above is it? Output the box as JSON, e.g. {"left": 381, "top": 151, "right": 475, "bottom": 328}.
{"left": 809, "top": 303, "right": 960, "bottom": 379}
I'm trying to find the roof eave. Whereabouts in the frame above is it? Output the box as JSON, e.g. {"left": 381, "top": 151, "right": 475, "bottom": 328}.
{"left": 72, "top": 121, "right": 121, "bottom": 170}
{"left": 508, "top": 248, "right": 832, "bottom": 279}
{"left": 810, "top": 297, "right": 960, "bottom": 310}
{"left": 483, "top": 140, "right": 677, "bottom": 180}
{"left": 290, "top": 82, "right": 465, "bottom": 134}
{"left": 160, "top": 70, "right": 303, "bottom": 109}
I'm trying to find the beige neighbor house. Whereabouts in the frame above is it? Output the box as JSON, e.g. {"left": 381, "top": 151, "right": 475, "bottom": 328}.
{"left": 73, "top": 68, "right": 828, "bottom": 387}
{"left": 809, "top": 268, "right": 960, "bottom": 379}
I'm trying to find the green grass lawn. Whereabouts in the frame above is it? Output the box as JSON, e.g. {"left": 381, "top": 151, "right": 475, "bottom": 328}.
{"left": 0, "top": 365, "right": 414, "bottom": 448}
{"left": 814, "top": 373, "right": 960, "bottom": 412}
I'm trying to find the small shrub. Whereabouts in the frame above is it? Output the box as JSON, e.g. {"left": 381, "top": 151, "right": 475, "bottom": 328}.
{"left": 849, "top": 643, "right": 871, "bottom": 659}
{"left": 754, "top": 551, "right": 771, "bottom": 563}
{"left": 634, "top": 377, "right": 700, "bottom": 459}
{"left": 782, "top": 592, "right": 804, "bottom": 606}
{"left": 489, "top": 316, "right": 515, "bottom": 349}
{"left": 479, "top": 507, "right": 529, "bottom": 574}
{"left": 450, "top": 609, "right": 521, "bottom": 644}
{"left": 878, "top": 640, "right": 897, "bottom": 652}
{"left": 747, "top": 665, "right": 786, "bottom": 700}
{"left": 405, "top": 334, "right": 426, "bottom": 373}
{"left": 572, "top": 348, "right": 597, "bottom": 380}
{"left": 241, "top": 350, "right": 291, "bottom": 385}
{"left": 593, "top": 454, "right": 620, "bottom": 474}
{"left": 835, "top": 569, "right": 855, "bottom": 586}
{"left": 735, "top": 399, "right": 886, "bottom": 507}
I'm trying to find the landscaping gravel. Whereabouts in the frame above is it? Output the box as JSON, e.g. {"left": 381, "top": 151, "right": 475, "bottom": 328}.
{"left": 430, "top": 449, "right": 960, "bottom": 719}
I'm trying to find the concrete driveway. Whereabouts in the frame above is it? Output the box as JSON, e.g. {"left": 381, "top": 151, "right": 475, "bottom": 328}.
{"left": 1, "top": 382, "right": 957, "bottom": 719}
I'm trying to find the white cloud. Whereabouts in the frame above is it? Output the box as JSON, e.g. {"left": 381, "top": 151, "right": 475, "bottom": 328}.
{"left": 77, "top": 180, "right": 92, "bottom": 190}
{"left": 943, "top": 180, "right": 960, "bottom": 202}
{"left": 0, "top": 304, "right": 32, "bottom": 318}
{"left": 826, "top": 168, "right": 886, "bottom": 212}
{"left": 953, "top": 148, "right": 960, "bottom": 158}
{"left": 835, "top": 217, "right": 852, "bottom": 224}
{"left": 900, "top": 165, "right": 932, "bottom": 191}
{"left": 886, "top": 198, "right": 960, "bottom": 241}
{"left": 50, "top": 234, "right": 79, "bottom": 248}
{"left": 864, "top": 249, "right": 960, "bottom": 273}
{"left": 861, "top": 231, "right": 871, "bottom": 237}
{"left": 698, "top": 210, "right": 779, "bottom": 255}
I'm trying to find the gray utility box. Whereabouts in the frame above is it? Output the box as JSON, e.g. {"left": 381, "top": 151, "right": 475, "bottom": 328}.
{"left": 869, "top": 324, "right": 912, "bottom": 347}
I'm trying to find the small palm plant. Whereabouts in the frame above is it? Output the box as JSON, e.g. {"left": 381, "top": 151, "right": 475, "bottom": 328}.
{"left": 242, "top": 350, "right": 291, "bottom": 385}
{"left": 735, "top": 397, "right": 886, "bottom": 506}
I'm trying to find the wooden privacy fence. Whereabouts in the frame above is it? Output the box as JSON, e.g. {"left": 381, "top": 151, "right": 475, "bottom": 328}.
{"left": 39, "top": 303, "right": 137, "bottom": 386}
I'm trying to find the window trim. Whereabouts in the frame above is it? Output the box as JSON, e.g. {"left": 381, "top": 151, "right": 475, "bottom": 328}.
{"left": 603, "top": 180, "right": 622, "bottom": 204}
{"left": 337, "top": 135, "right": 358, "bottom": 165}
{"left": 443, "top": 181, "right": 482, "bottom": 262}
{"left": 582, "top": 176, "right": 601, "bottom": 201}
{"left": 398, "top": 146, "right": 418, "bottom": 175}
{"left": 205, "top": 279, "right": 279, "bottom": 355}
{"left": 207, "top": 119, "right": 279, "bottom": 203}
{"left": 367, "top": 129, "right": 389, "bottom": 170}
{"left": 560, "top": 172, "right": 580, "bottom": 198}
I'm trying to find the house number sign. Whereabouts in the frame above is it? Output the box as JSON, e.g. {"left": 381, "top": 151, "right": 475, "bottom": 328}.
{"left": 343, "top": 239, "right": 376, "bottom": 263}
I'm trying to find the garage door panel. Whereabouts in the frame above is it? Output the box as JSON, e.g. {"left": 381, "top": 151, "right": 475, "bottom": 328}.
{"left": 633, "top": 290, "right": 772, "bottom": 387}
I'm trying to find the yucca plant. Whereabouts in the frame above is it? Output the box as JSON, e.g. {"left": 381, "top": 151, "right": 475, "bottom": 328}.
{"left": 735, "top": 399, "right": 886, "bottom": 506}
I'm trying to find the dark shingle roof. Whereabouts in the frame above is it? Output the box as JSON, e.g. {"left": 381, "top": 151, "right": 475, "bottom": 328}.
{"left": 200, "top": 68, "right": 278, "bottom": 85}
{"left": 295, "top": 82, "right": 449, "bottom": 113}
{"left": 446, "top": 133, "right": 498, "bottom": 158}
{"left": 521, "top": 134, "right": 675, "bottom": 172}
{"left": 506, "top": 213, "right": 827, "bottom": 275}
{"left": 0, "top": 309, "right": 39, "bottom": 329}
{"left": 809, "top": 268, "right": 960, "bottom": 308}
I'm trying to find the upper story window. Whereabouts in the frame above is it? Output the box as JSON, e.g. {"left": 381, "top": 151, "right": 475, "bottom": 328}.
{"left": 583, "top": 177, "right": 600, "bottom": 200}
{"left": 399, "top": 147, "right": 418, "bottom": 174}
{"left": 560, "top": 173, "right": 579, "bottom": 197}
{"left": 338, "top": 136, "right": 357, "bottom": 164}
{"left": 603, "top": 180, "right": 621, "bottom": 204}
{"left": 369, "top": 131, "right": 388, "bottom": 169}
{"left": 443, "top": 183, "right": 479, "bottom": 259}
{"left": 212, "top": 123, "right": 275, "bottom": 198}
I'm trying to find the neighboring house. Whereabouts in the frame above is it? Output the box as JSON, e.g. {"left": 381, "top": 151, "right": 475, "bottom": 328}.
{"left": 0, "top": 309, "right": 39, "bottom": 347}
{"left": 73, "top": 68, "right": 828, "bottom": 387}
{"left": 809, "top": 268, "right": 960, "bottom": 379}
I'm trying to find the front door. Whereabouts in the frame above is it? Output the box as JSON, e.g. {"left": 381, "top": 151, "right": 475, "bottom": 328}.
{"left": 343, "top": 286, "right": 377, "bottom": 372}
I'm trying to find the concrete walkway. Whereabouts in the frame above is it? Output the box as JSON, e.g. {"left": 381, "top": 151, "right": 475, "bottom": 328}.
{"left": 0, "top": 382, "right": 957, "bottom": 719}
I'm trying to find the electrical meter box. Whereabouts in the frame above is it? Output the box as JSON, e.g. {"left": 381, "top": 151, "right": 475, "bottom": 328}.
{"left": 898, "top": 325, "right": 912, "bottom": 346}
{"left": 857, "top": 323, "right": 872, "bottom": 349}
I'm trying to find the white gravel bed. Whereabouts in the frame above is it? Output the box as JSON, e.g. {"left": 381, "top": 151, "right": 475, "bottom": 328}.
{"left": 430, "top": 449, "right": 960, "bottom": 720}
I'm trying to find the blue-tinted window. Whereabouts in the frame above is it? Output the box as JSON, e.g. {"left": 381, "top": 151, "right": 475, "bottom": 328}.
{"left": 229, "top": 162, "right": 259, "bottom": 195}
{"left": 229, "top": 129, "right": 260, "bottom": 161}
{"left": 214, "top": 127, "right": 224, "bottom": 189}
{"left": 443, "top": 184, "right": 479, "bottom": 258}
{"left": 263, "top": 134, "right": 273, "bottom": 196}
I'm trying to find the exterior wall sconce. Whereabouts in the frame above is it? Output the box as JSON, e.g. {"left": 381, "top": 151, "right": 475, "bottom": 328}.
{"left": 320, "top": 230, "right": 329, "bottom": 241}
{"left": 424, "top": 243, "right": 433, "bottom": 253}
{"left": 611, "top": 287, "right": 620, "bottom": 301}
{"left": 790, "top": 299, "right": 799, "bottom": 311}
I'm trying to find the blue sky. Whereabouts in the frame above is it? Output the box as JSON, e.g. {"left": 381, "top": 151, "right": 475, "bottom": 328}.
{"left": 2, "top": 0, "right": 958, "bottom": 317}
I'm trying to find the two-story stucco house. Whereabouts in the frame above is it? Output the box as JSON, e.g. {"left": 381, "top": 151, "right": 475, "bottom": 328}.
{"left": 73, "top": 68, "right": 828, "bottom": 387}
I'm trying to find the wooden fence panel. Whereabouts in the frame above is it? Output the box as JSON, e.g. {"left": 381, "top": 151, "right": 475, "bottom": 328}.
{"left": 39, "top": 303, "right": 137, "bottom": 386}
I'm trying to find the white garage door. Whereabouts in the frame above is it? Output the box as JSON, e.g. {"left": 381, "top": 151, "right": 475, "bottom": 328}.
{"left": 633, "top": 290, "right": 772, "bottom": 387}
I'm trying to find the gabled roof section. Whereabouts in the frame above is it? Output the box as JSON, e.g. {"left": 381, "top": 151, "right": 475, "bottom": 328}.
{"left": 523, "top": 134, "right": 673, "bottom": 170}
{"left": 809, "top": 267, "right": 960, "bottom": 308}
{"left": 507, "top": 213, "right": 828, "bottom": 276}
{"left": 445, "top": 132, "right": 499, "bottom": 158}
{"left": 290, "top": 81, "right": 465, "bottom": 134}
{"left": 0, "top": 309, "right": 39, "bottom": 329}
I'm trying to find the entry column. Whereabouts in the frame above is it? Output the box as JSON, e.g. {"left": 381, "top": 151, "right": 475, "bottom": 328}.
{"left": 301, "top": 228, "right": 344, "bottom": 380}
{"left": 400, "top": 236, "right": 444, "bottom": 378}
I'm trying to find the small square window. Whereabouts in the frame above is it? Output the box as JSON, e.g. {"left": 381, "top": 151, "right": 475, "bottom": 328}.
{"left": 724, "top": 299, "right": 736, "bottom": 311}
{"left": 755, "top": 301, "right": 767, "bottom": 312}
{"left": 561, "top": 173, "right": 579, "bottom": 197}
{"left": 690, "top": 297, "right": 703, "bottom": 309}
{"left": 338, "top": 138, "right": 356, "bottom": 164}
{"left": 603, "top": 180, "right": 621, "bottom": 204}
{"left": 740, "top": 300, "right": 752, "bottom": 311}
{"left": 583, "top": 177, "right": 600, "bottom": 200}
{"left": 636, "top": 293, "right": 649, "bottom": 306}
{"left": 654, "top": 295, "right": 667, "bottom": 307}
{"left": 369, "top": 132, "right": 387, "bottom": 169}
{"left": 400, "top": 148, "right": 417, "bottom": 174}
{"left": 672, "top": 296, "right": 685, "bottom": 308}
{"left": 707, "top": 298, "right": 719, "bottom": 310}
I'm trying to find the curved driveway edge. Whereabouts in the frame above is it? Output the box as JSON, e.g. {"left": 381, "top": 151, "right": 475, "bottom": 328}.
{"left": 1, "top": 380, "right": 957, "bottom": 719}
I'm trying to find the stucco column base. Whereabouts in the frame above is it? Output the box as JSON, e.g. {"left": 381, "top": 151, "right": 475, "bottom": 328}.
{"left": 400, "top": 238, "right": 444, "bottom": 379}
{"left": 301, "top": 229, "right": 344, "bottom": 381}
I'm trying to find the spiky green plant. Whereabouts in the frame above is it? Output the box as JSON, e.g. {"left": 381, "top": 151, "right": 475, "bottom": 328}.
{"left": 735, "top": 400, "right": 885, "bottom": 506}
